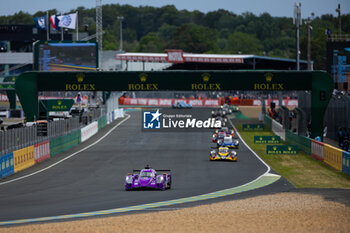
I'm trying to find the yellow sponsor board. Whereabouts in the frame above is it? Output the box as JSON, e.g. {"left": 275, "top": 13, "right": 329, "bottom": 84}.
{"left": 14, "top": 146, "right": 35, "bottom": 173}
{"left": 323, "top": 144, "right": 343, "bottom": 171}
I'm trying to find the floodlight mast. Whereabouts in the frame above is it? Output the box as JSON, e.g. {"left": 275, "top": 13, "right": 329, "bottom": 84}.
{"left": 306, "top": 13, "right": 314, "bottom": 71}
{"left": 336, "top": 4, "right": 341, "bottom": 35}
{"left": 293, "top": 2, "right": 302, "bottom": 71}
{"left": 117, "top": 16, "right": 124, "bottom": 52}
{"left": 96, "top": 0, "right": 103, "bottom": 70}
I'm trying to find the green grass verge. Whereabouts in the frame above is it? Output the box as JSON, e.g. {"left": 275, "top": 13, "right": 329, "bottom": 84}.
{"left": 236, "top": 124, "right": 350, "bottom": 188}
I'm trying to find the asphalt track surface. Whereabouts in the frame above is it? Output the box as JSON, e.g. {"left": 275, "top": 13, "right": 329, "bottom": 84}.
{"left": 0, "top": 110, "right": 291, "bottom": 222}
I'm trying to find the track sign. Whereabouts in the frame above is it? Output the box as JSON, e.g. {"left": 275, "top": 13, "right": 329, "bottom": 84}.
{"left": 254, "top": 136, "right": 280, "bottom": 144}
{"left": 242, "top": 124, "right": 264, "bottom": 131}
{"left": 266, "top": 145, "right": 298, "bottom": 155}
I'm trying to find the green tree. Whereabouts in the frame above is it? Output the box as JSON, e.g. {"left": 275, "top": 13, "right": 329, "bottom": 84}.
{"left": 137, "top": 32, "right": 164, "bottom": 52}
{"left": 225, "top": 32, "right": 263, "bottom": 54}
{"left": 167, "top": 23, "right": 219, "bottom": 53}
{"left": 103, "top": 31, "right": 118, "bottom": 50}
{"left": 158, "top": 23, "right": 177, "bottom": 41}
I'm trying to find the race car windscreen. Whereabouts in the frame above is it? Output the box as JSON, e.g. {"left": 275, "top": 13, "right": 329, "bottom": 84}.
{"left": 140, "top": 171, "right": 155, "bottom": 177}
{"left": 219, "top": 147, "right": 229, "bottom": 153}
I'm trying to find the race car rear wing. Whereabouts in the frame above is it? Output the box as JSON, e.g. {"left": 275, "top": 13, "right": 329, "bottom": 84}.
{"left": 132, "top": 169, "right": 171, "bottom": 174}
{"left": 156, "top": 169, "right": 171, "bottom": 173}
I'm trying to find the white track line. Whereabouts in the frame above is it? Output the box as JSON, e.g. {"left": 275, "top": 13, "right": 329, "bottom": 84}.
{"left": 228, "top": 118, "right": 272, "bottom": 174}
{"left": 0, "top": 114, "right": 131, "bottom": 186}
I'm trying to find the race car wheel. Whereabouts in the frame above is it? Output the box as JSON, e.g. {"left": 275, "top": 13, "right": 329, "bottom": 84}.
{"left": 167, "top": 177, "right": 172, "bottom": 189}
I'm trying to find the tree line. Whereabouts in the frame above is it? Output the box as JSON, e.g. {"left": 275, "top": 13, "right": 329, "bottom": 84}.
{"left": 1, "top": 4, "right": 349, "bottom": 70}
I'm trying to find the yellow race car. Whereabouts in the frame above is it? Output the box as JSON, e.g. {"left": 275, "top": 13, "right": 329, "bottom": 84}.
{"left": 209, "top": 146, "right": 237, "bottom": 161}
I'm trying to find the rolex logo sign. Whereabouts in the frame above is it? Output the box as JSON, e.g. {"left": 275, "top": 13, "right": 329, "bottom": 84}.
{"left": 264, "top": 73, "right": 273, "bottom": 82}
{"left": 202, "top": 73, "right": 210, "bottom": 82}
{"left": 65, "top": 73, "right": 96, "bottom": 91}
{"left": 139, "top": 73, "right": 147, "bottom": 82}
{"left": 253, "top": 72, "right": 284, "bottom": 91}
{"left": 76, "top": 73, "right": 84, "bottom": 83}
{"left": 128, "top": 73, "right": 158, "bottom": 91}
{"left": 58, "top": 101, "right": 62, "bottom": 105}
{"left": 191, "top": 73, "right": 221, "bottom": 91}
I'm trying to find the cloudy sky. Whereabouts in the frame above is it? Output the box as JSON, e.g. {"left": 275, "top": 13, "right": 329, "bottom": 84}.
{"left": 1, "top": 0, "right": 349, "bottom": 18}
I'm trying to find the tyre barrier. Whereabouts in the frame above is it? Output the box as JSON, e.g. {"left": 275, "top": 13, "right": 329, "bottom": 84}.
{"left": 14, "top": 146, "right": 35, "bottom": 173}
{"left": 323, "top": 144, "right": 343, "bottom": 171}
{"left": 0, "top": 153, "right": 14, "bottom": 178}
{"left": 34, "top": 140, "right": 50, "bottom": 164}
{"left": 343, "top": 151, "right": 350, "bottom": 175}
{"left": 311, "top": 140, "right": 324, "bottom": 161}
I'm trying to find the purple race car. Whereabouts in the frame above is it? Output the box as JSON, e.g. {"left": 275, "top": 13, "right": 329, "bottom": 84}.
{"left": 125, "top": 165, "right": 172, "bottom": 191}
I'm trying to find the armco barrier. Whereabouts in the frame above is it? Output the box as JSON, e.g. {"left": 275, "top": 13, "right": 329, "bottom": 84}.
{"left": 98, "top": 115, "right": 107, "bottom": 131}
{"left": 311, "top": 140, "right": 324, "bottom": 161}
{"left": 50, "top": 130, "right": 81, "bottom": 157}
{"left": 114, "top": 108, "right": 124, "bottom": 118}
{"left": 263, "top": 115, "right": 272, "bottom": 131}
{"left": 343, "top": 151, "right": 350, "bottom": 175}
{"left": 0, "top": 153, "right": 14, "bottom": 178}
{"left": 14, "top": 146, "right": 35, "bottom": 173}
{"left": 324, "top": 144, "right": 343, "bottom": 171}
{"left": 34, "top": 140, "right": 50, "bottom": 163}
{"left": 81, "top": 121, "right": 98, "bottom": 142}
{"left": 285, "top": 130, "right": 312, "bottom": 154}
{"left": 272, "top": 119, "right": 285, "bottom": 141}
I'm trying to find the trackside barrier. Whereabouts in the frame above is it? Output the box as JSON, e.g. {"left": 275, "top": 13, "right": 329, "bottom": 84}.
{"left": 98, "top": 115, "right": 107, "bottom": 131}
{"left": 13, "top": 146, "right": 35, "bottom": 173}
{"left": 264, "top": 114, "right": 350, "bottom": 174}
{"left": 239, "top": 99, "right": 254, "bottom": 106}
{"left": 324, "top": 144, "right": 343, "bottom": 171}
{"left": 0, "top": 112, "right": 113, "bottom": 179}
{"left": 34, "top": 141, "right": 50, "bottom": 163}
{"left": 122, "top": 98, "right": 220, "bottom": 107}
{"left": 272, "top": 120, "right": 285, "bottom": 141}
{"left": 343, "top": 151, "right": 350, "bottom": 175}
{"left": 263, "top": 115, "right": 272, "bottom": 131}
{"left": 285, "top": 130, "right": 312, "bottom": 155}
{"left": 50, "top": 130, "right": 81, "bottom": 157}
{"left": 0, "top": 153, "right": 14, "bottom": 178}
{"left": 81, "top": 121, "right": 98, "bottom": 142}
{"left": 311, "top": 140, "right": 324, "bottom": 161}
{"left": 114, "top": 108, "right": 124, "bottom": 118}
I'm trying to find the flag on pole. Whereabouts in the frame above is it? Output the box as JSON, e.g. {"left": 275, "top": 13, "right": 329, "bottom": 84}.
{"left": 50, "top": 15, "right": 61, "bottom": 30}
{"left": 57, "top": 13, "right": 77, "bottom": 29}
{"left": 34, "top": 15, "right": 47, "bottom": 30}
